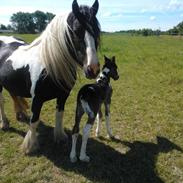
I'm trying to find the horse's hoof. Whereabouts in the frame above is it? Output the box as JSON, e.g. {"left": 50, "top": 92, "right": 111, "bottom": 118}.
{"left": 79, "top": 155, "right": 90, "bottom": 162}
{"left": 70, "top": 156, "right": 78, "bottom": 163}
{"left": 21, "top": 130, "right": 39, "bottom": 154}
{"left": 16, "top": 112, "right": 29, "bottom": 122}
{"left": 54, "top": 131, "right": 68, "bottom": 144}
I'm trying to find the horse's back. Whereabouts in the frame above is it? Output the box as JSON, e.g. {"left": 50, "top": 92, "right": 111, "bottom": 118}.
{"left": 0, "top": 36, "right": 32, "bottom": 96}
{"left": 0, "top": 36, "right": 26, "bottom": 63}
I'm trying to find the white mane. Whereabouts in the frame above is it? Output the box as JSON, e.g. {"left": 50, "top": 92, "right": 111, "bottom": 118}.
{"left": 24, "top": 13, "right": 78, "bottom": 90}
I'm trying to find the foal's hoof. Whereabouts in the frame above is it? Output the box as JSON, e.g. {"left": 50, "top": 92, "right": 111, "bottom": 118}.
{"left": 70, "top": 156, "right": 78, "bottom": 163}
{"left": 0, "top": 119, "right": 9, "bottom": 130}
{"left": 79, "top": 155, "right": 90, "bottom": 163}
{"left": 16, "top": 112, "right": 29, "bottom": 122}
{"left": 107, "top": 134, "right": 115, "bottom": 140}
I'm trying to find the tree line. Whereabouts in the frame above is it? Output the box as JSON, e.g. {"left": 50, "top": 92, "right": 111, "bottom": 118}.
{"left": 114, "top": 21, "right": 183, "bottom": 36}
{"left": 168, "top": 21, "right": 183, "bottom": 35}
{"left": 0, "top": 11, "right": 55, "bottom": 34}
{"left": 0, "top": 11, "right": 182, "bottom": 35}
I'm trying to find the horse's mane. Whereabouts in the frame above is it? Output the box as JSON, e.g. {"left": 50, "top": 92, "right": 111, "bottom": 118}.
{"left": 24, "top": 13, "right": 78, "bottom": 90}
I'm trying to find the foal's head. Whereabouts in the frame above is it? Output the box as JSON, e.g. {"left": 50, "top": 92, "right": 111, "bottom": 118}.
{"left": 102, "top": 55, "right": 119, "bottom": 81}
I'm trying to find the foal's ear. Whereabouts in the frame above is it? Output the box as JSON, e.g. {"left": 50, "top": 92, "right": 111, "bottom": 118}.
{"left": 104, "top": 55, "right": 110, "bottom": 63}
{"left": 112, "top": 56, "right": 116, "bottom": 62}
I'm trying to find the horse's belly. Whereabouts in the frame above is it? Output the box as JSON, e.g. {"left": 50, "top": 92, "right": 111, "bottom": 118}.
{"left": 0, "top": 61, "right": 32, "bottom": 97}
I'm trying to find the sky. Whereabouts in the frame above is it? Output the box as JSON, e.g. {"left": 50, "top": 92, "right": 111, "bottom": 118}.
{"left": 0, "top": 0, "right": 183, "bottom": 32}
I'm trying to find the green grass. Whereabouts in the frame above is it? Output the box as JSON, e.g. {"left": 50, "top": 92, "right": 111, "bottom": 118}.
{"left": 0, "top": 33, "right": 183, "bottom": 183}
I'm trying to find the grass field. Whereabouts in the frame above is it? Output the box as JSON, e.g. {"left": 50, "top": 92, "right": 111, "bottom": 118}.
{"left": 0, "top": 33, "right": 183, "bottom": 183}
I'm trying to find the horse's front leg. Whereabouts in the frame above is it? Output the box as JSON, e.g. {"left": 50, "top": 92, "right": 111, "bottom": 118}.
{"left": 22, "top": 97, "right": 43, "bottom": 154}
{"left": 54, "top": 96, "right": 68, "bottom": 143}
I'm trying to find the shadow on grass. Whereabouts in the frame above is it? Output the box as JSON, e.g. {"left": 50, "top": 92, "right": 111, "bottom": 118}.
{"left": 8, "top": 122, "right": 183, "bottom": 183}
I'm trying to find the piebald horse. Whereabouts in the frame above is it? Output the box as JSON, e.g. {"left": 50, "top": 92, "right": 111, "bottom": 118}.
{"left": 0, "top": 0, "right": 101, "bottom": 154}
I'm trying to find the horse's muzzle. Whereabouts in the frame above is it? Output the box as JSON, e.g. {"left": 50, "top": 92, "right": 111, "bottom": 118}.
{"left": 85, "top": 64, "right": 100, "bottom": 79}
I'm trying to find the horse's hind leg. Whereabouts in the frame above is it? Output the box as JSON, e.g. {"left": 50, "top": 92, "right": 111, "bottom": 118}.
{"left": 10, "top": 94, "right": 29, "bottom": 122}
{"left": 0, "top": 87, "right": 9, "bottom": 130}
{"left": 70, "top": 101, "right": 84, "bottom": 163}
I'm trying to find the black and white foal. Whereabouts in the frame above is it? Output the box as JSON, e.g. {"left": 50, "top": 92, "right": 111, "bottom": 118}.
{"left": 70, "top": 56, "right": 119, "bottom": 162}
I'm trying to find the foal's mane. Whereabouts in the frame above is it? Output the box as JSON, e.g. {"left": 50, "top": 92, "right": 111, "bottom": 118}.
{"left": 24, "top": 13, "right": 78, "bottom": 90}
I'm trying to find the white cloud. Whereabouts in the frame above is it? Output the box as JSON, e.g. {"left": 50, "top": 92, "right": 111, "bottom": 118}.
{"left": 168, "top": 0, "right": 183, "bottom": 10}
{"left": 141, "top": 9, "right": 147, "bottom": 13}
{"left": 150, "top": 16, "right": 156, "bottom": 21}
{"left": 102, "top": 11, "right": 123, "bottom": 18}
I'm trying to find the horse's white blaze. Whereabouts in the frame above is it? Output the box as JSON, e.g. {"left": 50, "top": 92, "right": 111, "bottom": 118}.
{"left": 84, "top": 31, "right": 98, "bottom": 66}
{"left": 0, "top": 36, "right": 25, "bottom": 44}
{"left": 6, "top": 46, "right": 44, "bottom": 97}
{"left": 81, "top": 99, "right": 94, "bottom": 118}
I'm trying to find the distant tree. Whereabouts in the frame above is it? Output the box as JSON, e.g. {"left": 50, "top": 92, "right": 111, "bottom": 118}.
{"left": 0, "top": 24, "right": 7, "bottom": 30}
{"left": 142, "top": 29, "right": 149, "bottom": 36}
{"left": 7, "top": 24, "right": 13, "bottom": 30}
{"left": 11, "top": 12, "right": 36, "bottom": 33}
{"left": 10, "top": 11, "right": 55, "bottom": 33}
{"left": 46, "top": 12, "right": 55, "bottom": 23}
{"left": 33, "top": 10, "right": 47, "bottom": 32}
{"left": 168, "top": 21, "right": 183, "bottom": 35}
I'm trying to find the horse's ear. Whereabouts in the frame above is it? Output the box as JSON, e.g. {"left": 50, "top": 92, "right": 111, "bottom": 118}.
{"left": 72, "top": 0, "right": 80, "bottom": 17}
{"left": 112, "top": 56, "right": 116, "bottom": 62}
{"left": 91, "top": 0, "right": 99, "bottom": 16}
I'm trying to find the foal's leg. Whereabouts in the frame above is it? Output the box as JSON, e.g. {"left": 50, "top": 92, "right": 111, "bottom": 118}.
{"left": 54, "top": 96, "right": 68, "bottom": 143}
{"left": 70, "top": 101, "right": 84, "bottom": 163}
{"left": 95, "top": 107, "right": 102, "bottom": 137}
{"left": 22, "top": 97, "right": 43, "bottom": 154}
{"left": 104, "top": 102, "right": 113, "bottom": 138}
{"left": 0, "top": 87, "right": 9, "bottom": 130}
{"left": 80, "top": 117, "right": 95, "bottom": 162}
{"left": 79, "top": 101, "right": 97, "bottom": 162}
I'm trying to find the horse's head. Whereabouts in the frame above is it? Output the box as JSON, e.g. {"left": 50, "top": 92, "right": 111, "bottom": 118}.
{"left": 68, "top": 0, "right": 100, "bottom": 79}
{"left": 103, "top": 55, "right": 119, "bottom": 81}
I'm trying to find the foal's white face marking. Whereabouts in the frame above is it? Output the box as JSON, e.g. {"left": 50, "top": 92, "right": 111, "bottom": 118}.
{"left": 97, "top": 67, "right": 110, "bottom": 82}
{"left": 84, "top": 31, "right": 98, "bottom": 66}
{"left": 0, "top": 36, "right": 25, "bottom": 44}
